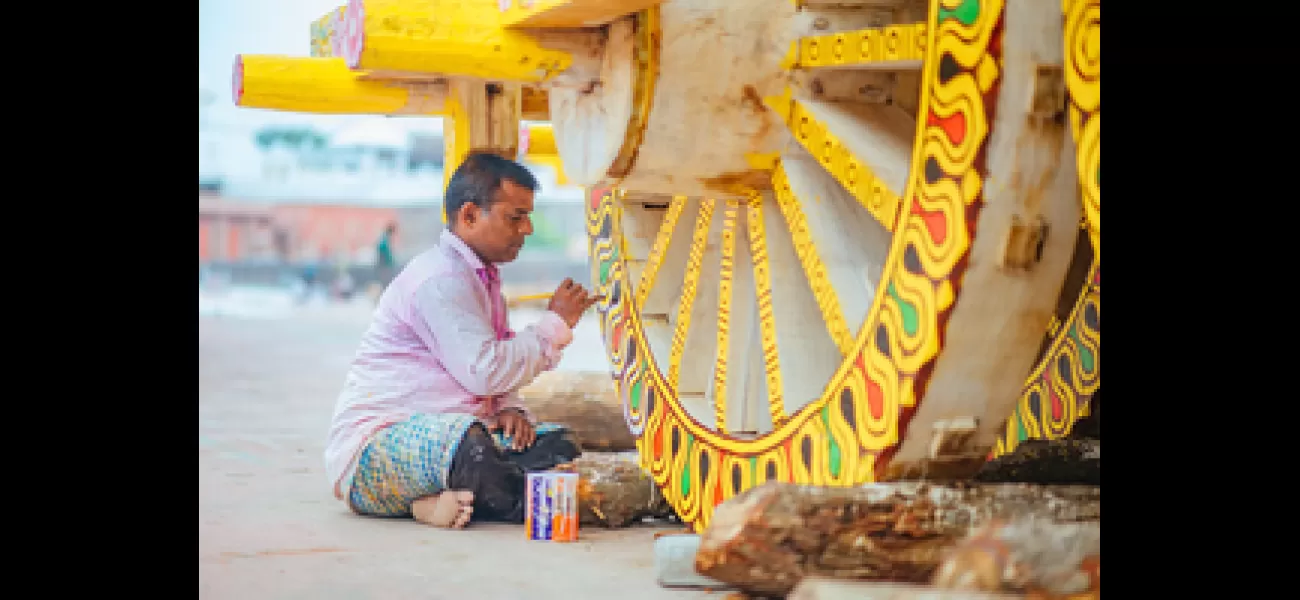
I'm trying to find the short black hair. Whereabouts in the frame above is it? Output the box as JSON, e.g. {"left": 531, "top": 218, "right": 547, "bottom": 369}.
{"left": 444, "top": 152, "right": 540, "bottom": 225}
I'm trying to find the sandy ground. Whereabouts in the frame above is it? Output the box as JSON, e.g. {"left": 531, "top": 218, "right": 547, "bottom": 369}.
{"left": 199, "top": 289, "right": 716, "bottom": 600}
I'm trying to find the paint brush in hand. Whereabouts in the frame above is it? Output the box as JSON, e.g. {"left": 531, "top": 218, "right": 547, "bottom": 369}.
{"left": 507, "top": 292, "right": 607, "bottom": 309}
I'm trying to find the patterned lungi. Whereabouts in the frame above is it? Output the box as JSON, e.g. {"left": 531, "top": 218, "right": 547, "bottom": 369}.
{"left": 347, "top": 413, "right": 566, "bottom": 517}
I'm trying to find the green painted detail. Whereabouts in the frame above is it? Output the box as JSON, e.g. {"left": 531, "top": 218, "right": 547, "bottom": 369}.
{"left": 1078, "top": 343, "right": 1095, "bottom": 372}
{"left": 681, "top": 434, "right": 695, "bottom": 498}
{"left": 1067, "top": 324, "right": 1095, "bottom": 372}
{"left": 631, "top": 379, "right": 642, "bottom": 410}
{"left": 822, "top": 407, "right": 842, "bottom": 479}
{"left": 887, "top": 283, "right": 919, "bottom": 337}
{"left": 1015, "top": 411, "right": 1029, "bottom": 442}
{"left": 938, "top": 0, "right": 980, "bottom": 26}
{"left": 749, "top": 456, "right": 758, "bottom": 479}
{"left": 599, "top": 258, "right": 612, "bottom": 284}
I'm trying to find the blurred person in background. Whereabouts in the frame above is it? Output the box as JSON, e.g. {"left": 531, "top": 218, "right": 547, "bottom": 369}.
{"left": 375, "top": 222, "right": 398, "bottom": 292}
{"left": 299, "top": 244, "right": 327, "bottom": 304}
{"left": 325, "top": 153, "right": 597, "bottom": 530}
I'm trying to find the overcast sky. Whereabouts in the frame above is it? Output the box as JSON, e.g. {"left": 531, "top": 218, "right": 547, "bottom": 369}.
{"left": 198, "top": 0, "right": 444, "bottom": 138}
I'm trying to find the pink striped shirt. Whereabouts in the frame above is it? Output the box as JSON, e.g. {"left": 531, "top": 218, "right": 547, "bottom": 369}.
{"left": 324, "top": 230, "right": 573, "bottom": 500}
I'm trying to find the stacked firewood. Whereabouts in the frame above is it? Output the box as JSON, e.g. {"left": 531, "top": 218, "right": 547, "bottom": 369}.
{"left": 691, "top": 396, "right": 1102, "bottom": 599}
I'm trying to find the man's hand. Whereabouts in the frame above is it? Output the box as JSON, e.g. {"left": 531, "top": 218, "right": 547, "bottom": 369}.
{"left": 496, "top": 408, "right": 535, "bottom": 451}
{"left": 547, "top": 278, "right": 598, "bottom": 328}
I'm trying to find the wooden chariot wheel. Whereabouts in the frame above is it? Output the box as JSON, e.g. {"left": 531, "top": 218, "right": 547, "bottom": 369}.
{"left": 560, "top": 0, "right": 1100, "bottom": 530}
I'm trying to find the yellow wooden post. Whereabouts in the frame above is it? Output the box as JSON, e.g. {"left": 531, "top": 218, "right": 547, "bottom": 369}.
{"left": 233, "top": 55, "right": 449, "bottom": 115}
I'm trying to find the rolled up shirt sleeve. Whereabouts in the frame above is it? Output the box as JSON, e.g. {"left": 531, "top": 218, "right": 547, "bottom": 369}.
{"left": 413, "top": 276, "right": 573, "bottom": 398}
{"left": 497, "top": 391, "right": 533, "bottom": 422}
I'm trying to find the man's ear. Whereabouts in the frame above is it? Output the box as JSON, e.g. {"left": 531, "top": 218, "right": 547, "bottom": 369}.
{"left": 456, "top": 202, "right": 477, "bottom": 228}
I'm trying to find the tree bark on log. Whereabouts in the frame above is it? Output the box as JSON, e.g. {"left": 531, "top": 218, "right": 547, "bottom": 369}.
{"left": 569, "top": 451, "right": 675, "bottom": 528}
{"left": 694, "top": 482, "right": 1099, "bottom": 598}
{"left": 973, "top": 439, "right": 1100, "bottom": 485}
{"left": 790, "top": 578, "right": 1020, "bottom": 600}
{"left": 931, "top": 519, "right": 1100, "bottom": 599}
{"left": 520, "top": 371, "right": 637, "bottom": 452}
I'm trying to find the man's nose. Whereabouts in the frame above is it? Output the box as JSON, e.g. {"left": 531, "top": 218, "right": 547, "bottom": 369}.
{"left": 521, "top": 217, "right": 534, "bottom": 235}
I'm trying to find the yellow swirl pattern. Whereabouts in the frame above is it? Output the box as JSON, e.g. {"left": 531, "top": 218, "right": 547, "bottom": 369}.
{"left": 1064, "top": 0, "right": 1099, "bottom": 253}
{"left": 993, "top": 263, "right": 1099, "bottom": 457}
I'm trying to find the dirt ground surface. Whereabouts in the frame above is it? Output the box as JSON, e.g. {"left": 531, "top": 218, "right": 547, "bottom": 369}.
{"left": 199, "top": 296, "right": 718, "bottom": 600}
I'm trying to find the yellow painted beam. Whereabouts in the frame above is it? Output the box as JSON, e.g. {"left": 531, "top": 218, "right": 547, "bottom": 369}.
{"left": 338, "top": 0, "right": 573, "bottom": 83}
{"left": 518, "top": 123, "right": 569, "bottom": 185}
{"left": 771, "top": 162, "right": 855, "bottom": 357}
{"left": 441, "top": 94, "right": 468, "bottom": 222}
{"left": 310, "top": 6, "right": 346, "bottom": 58}
{"left": 785, "top": 23, "right": 927, "bottom": 70}
{"left": 232, "top": 55, "right": 449, "bottom": 115}
{"left": 745, "top": 192, "right": 787, "bottom": 428}
{"left": 499, "top": 0, "right": 664, "bottom": 28}
{"left": 763, "top": 88, "right": 903, "bottom": 231}
{"left": 667, "top": 198, "right": 716, "bottom": 389}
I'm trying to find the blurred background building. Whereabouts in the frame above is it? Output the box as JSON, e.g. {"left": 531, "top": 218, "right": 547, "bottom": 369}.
{"left": 199, "top": 70, "right": 591, "bottom": 300}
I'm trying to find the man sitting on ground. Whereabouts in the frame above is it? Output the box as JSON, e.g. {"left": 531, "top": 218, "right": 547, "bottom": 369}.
{"left": 325, "top": 153, "right": 598, "bottom": 528}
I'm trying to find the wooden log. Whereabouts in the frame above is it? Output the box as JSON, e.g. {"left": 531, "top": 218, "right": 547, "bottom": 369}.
{"left": 232, "top": 55, "right": 448, "bottom": 115}
{"left": 790, "top": 578, "right": 1020, "bottom": 600}
{"left": 569, "top": 451, "right": 674, "bottom": 528}
{"left": 931, "top": 520, "right": 1100, "bottom": 599}
{"left": 519, "top": 371, "right": 635, "bottom": 452}
{"left": 972, "top": 439, "right": 1099, "bottom": 486}
{"left": 694, "top": 482, "right": 1099, "bottom": 598}
{"left": 338, "top": 0, "right": 603, "bottom": 83}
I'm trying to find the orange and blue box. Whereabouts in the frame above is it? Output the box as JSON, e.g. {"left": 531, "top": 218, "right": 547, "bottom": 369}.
{"left": 525, "top": 472, "right": 579, "bottom": 542}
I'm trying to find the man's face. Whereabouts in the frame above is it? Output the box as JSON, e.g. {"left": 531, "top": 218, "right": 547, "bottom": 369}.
{"left": 458, "top": 179, "right": 535, "bottom": 264}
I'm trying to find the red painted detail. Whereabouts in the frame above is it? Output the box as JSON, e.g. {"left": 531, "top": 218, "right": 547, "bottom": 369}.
{"left": 926, "top": 110, "right": 966, "bottom": 146}
{"left": 1044, "top": 370, "right": 1063, "bottom": 421}
{"left": 910, "top": 198, "right": 948, "bottom": 245}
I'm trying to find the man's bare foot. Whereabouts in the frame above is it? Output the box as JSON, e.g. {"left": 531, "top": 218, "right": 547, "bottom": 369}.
{"left": 412, "top": 490, "right": 475, "bottom": 528}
